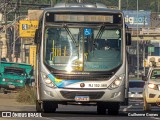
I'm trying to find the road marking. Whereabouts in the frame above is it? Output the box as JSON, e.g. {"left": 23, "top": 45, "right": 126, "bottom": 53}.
{"left": 40, "top": 117, "right": 57, "bottom": 120}
{"left": 150, "top": 117, "right": 160, "bottom": 120}
{"left": 123, "top": 105, "right": 132, "bottom": 112}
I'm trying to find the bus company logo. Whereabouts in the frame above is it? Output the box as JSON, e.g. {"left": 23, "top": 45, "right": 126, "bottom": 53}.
{"left": 2, "top": 112, "right": 11, "bottom": 117}
{"left": 80, "top": 83, "right": 85, "bottom": 88}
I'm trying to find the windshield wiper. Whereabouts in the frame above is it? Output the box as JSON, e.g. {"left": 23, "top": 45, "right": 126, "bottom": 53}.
{"left": 92, "top": 25, "right": 105, "bottom": 50}
{"left": 63, "top": 24, "right": 78, "bottom": 47}
{"left": 95, "top": 25, "right": 105, "bottom": 39}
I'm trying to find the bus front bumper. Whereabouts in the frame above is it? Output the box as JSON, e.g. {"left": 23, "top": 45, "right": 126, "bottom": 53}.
{"left": 39, "top": 84, "right": 125, "bottom": 102}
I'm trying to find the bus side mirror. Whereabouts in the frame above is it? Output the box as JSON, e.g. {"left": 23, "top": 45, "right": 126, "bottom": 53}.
{"left": 34, "top": 29, "right": 40, "bottom": 44}
{"left": 126, "top": 33, "right": 131, "bottom": 46}
{"left": 142, "top": 75, "right": 147, "bottom": 81}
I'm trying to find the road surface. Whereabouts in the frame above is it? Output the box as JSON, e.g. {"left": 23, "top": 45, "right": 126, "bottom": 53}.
{"left": 0, "top": 93, "right": 159, "bottom": 120}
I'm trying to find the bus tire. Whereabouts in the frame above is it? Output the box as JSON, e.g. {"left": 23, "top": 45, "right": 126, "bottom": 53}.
{"left": 108, "top": 102, "right": 120, "bottom": 115}
{"left": 36, "top": 100, "right": 42, "bottom": 112}
{"left": 43, "top": 101, "right": 58, "bottom": 113}
{"left": 97, "top": 103, "right": 106, "bottom": 115}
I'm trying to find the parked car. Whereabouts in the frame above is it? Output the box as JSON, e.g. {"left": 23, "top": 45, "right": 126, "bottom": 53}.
{"left": 0, "top": 62, "right": 33, "bottom": 94}
{"left": 128, "top": 80, "right": 145, "bottom": 100}
{"left": 142, "top": 67, "right": 160, "bottom": 111}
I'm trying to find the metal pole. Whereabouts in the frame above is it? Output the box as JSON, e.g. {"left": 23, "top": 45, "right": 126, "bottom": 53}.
{"left": 13, "top": 12, "right": 16, "bottom": 62}
{"left": 143, "top": 16, "right": 146, "bottom": 75}
{"left": 136, "top": 0, "right": 139, "bottom": 78}
{"left": 77, "top": 0, "right": 82, "bottom": 3}
{"left": 143, "top": 44, "right": 146, "bottom": 75}
{"left": 50, "top": 0, "right": 53, "bottom": 7}
{"left": 0, "top": 41, "right": 3, "bottom": 62}
{"left": 158, "top": 0, "right": 159, "bottom": 12}
{"left": 4, "top": 0, "right": 7, "bottom": 35}
{"left": 119, "top": 0, "right": 121, "bottom": 10}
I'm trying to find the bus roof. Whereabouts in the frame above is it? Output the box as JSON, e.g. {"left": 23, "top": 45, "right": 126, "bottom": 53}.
{"left": 43, "top": 3, "right": 121, "bottom": 13}
{"left": 53, "top": 3, "right": 107, "bottom": 9}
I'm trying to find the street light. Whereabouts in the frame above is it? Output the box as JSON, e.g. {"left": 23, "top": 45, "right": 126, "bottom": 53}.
{"left": 136, "top": 0, "right": 139, "bottom": 78}
{"left": 0, "top": 41, "right": 3, "bottom": 62}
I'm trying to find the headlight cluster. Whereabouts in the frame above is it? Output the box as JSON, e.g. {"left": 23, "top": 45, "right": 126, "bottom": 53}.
{"left": 148, "top": 83, "right": 158, "bottom": 90}
{"left": 2, "top": 78, "right": 6, "bottom": 81}
{"left": 41, "top": 72, "right": 56, "bottom": 88}
{"left": 108, "top": 75, "right": 124, "bottom": 90}
{"left": 2, "top": 79, "right": 23, "bottom": 83}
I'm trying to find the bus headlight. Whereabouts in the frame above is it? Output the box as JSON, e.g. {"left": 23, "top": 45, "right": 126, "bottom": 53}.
{"left": 41, "top": 72, "right": 56, "bottom": 88}
{"left": 108, "top": 75, "right": 124, "bottom": 90}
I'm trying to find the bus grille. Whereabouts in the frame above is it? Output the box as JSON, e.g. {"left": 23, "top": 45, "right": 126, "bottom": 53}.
{"left": 53, "top": 75, "right": 111, "bottom": 80}
{"left": 60, "top": 91, "right": 105, "bottom": 99}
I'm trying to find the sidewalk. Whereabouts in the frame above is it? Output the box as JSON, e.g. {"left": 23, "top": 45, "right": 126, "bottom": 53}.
{"left": 0, "top": 93, "right": 35, "bottom": 111}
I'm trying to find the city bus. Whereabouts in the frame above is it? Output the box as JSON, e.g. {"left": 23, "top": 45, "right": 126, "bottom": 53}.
{"left": 34, "top": 2, "right": 131, "bottom": 115}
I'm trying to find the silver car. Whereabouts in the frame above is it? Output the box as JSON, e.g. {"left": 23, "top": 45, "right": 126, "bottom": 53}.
{"left": 143, "top": 67, "right": 160, "bottom": 111}
{"left": 128, "top": 80, "right": 145, "bottom": 100}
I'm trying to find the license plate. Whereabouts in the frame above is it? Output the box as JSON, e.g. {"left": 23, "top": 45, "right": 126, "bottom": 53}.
{"left": 75, "top": 96, "right": 90, "bottom": 101}
{"left": 8, "top": 85, "right": 15, "bottom": 88}
{"left": 132, "top": 94, "right": 142, "bottom": 98}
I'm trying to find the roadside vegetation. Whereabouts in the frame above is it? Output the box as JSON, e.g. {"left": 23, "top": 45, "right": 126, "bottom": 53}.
{"left": 16, "top": 86, "right": 36, "bottom": 104}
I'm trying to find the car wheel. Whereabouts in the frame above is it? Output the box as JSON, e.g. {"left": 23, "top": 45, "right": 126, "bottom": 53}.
{"left": 4, "top": 91, "right": 8, "bottom": 94}
{"left": 143, "top": 98, "right": 151, "bottom": 111}
{"left": 1, "top": 88, "right": 7, "bottom": 94}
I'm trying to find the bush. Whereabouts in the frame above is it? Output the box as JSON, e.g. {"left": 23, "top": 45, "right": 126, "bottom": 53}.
{"left": 16, "top": 86, "right": 36, "bottom": 104}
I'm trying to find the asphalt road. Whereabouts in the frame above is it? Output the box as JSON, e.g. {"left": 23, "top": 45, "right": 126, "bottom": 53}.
{"left": 0, "top": 93, "right": 159, "bottom": 120}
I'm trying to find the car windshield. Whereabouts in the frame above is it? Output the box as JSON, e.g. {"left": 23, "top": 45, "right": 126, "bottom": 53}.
{"left": 150, "top": 69, "right": 160, "bottom": 79}
{"left": 129, "top": 81, "right": 144, "bottom": 88}
{"left": 44, "top": 26, "right": 122, "bottom": 72}
{"left": 4, "top": 68, "right": 26, "bottom": 76}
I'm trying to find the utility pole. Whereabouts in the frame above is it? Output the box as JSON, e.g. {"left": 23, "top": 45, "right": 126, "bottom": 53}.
{"left": 136, "top": 0, "right": 139, "bottom": 78}
{"left": 13, "top": 0, "right": 19, "bottom": 62}
{"left": 13, "top": 12, "right": 16, "bottom": 62}
{"left": 0, "top": 41, "right": 3, "bottom": 62}
{"left": 4, "top": 0, "right": 7, "bottom": 35}
{"left": 118, "top": 0, "right": 121, "bottom": 10}
{"left": 50, "top": 0, "right": 53, "bottom": 7}
{"left": 77, "top": 0, "right": 82, "bottom": 3}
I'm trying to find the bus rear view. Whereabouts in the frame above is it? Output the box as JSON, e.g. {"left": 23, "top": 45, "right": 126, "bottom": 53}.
{"left": 35, "top": 2, "right": 131, "bottom": 115}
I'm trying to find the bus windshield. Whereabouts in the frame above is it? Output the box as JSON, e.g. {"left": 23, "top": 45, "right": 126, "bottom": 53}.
{"left": 44, "top": 25, "right": 122, "bottom": 72}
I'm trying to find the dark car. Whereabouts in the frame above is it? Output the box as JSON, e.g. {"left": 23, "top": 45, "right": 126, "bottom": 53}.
{"left": 1, "top": 58, "right": 7, "bottom": 62}
{"left": 128, "top": 80, "right": 145, "bottom": 100}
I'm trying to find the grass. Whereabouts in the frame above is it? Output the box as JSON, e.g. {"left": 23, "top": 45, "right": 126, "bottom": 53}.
{"left": 16, "top": 86, "right": 36, "bottom": 105}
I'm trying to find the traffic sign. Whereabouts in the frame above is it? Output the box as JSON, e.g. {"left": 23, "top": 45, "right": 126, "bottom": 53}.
{"left": 84, "top": 28, "right": 92, "bottom": 36}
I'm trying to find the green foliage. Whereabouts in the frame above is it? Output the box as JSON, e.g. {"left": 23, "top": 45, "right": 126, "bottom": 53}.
{"left": 16, "top": 86, "right": 36, "bottom": 105}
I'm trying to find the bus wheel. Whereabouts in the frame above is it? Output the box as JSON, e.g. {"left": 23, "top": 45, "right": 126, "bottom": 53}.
{"left": 143, "top": 98, "right": 151, "bottom": 111}
{"left": 43, "top": 101, "right": 58, "bottom": 113}
{"left": 108, "top": 102, "right": 120, "bottom": 115}
{"left": 97, "top": 103, "right": 106, "bottom": 115}
{"left": 36, "top": 100, "right": 42, "bottom": 112}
